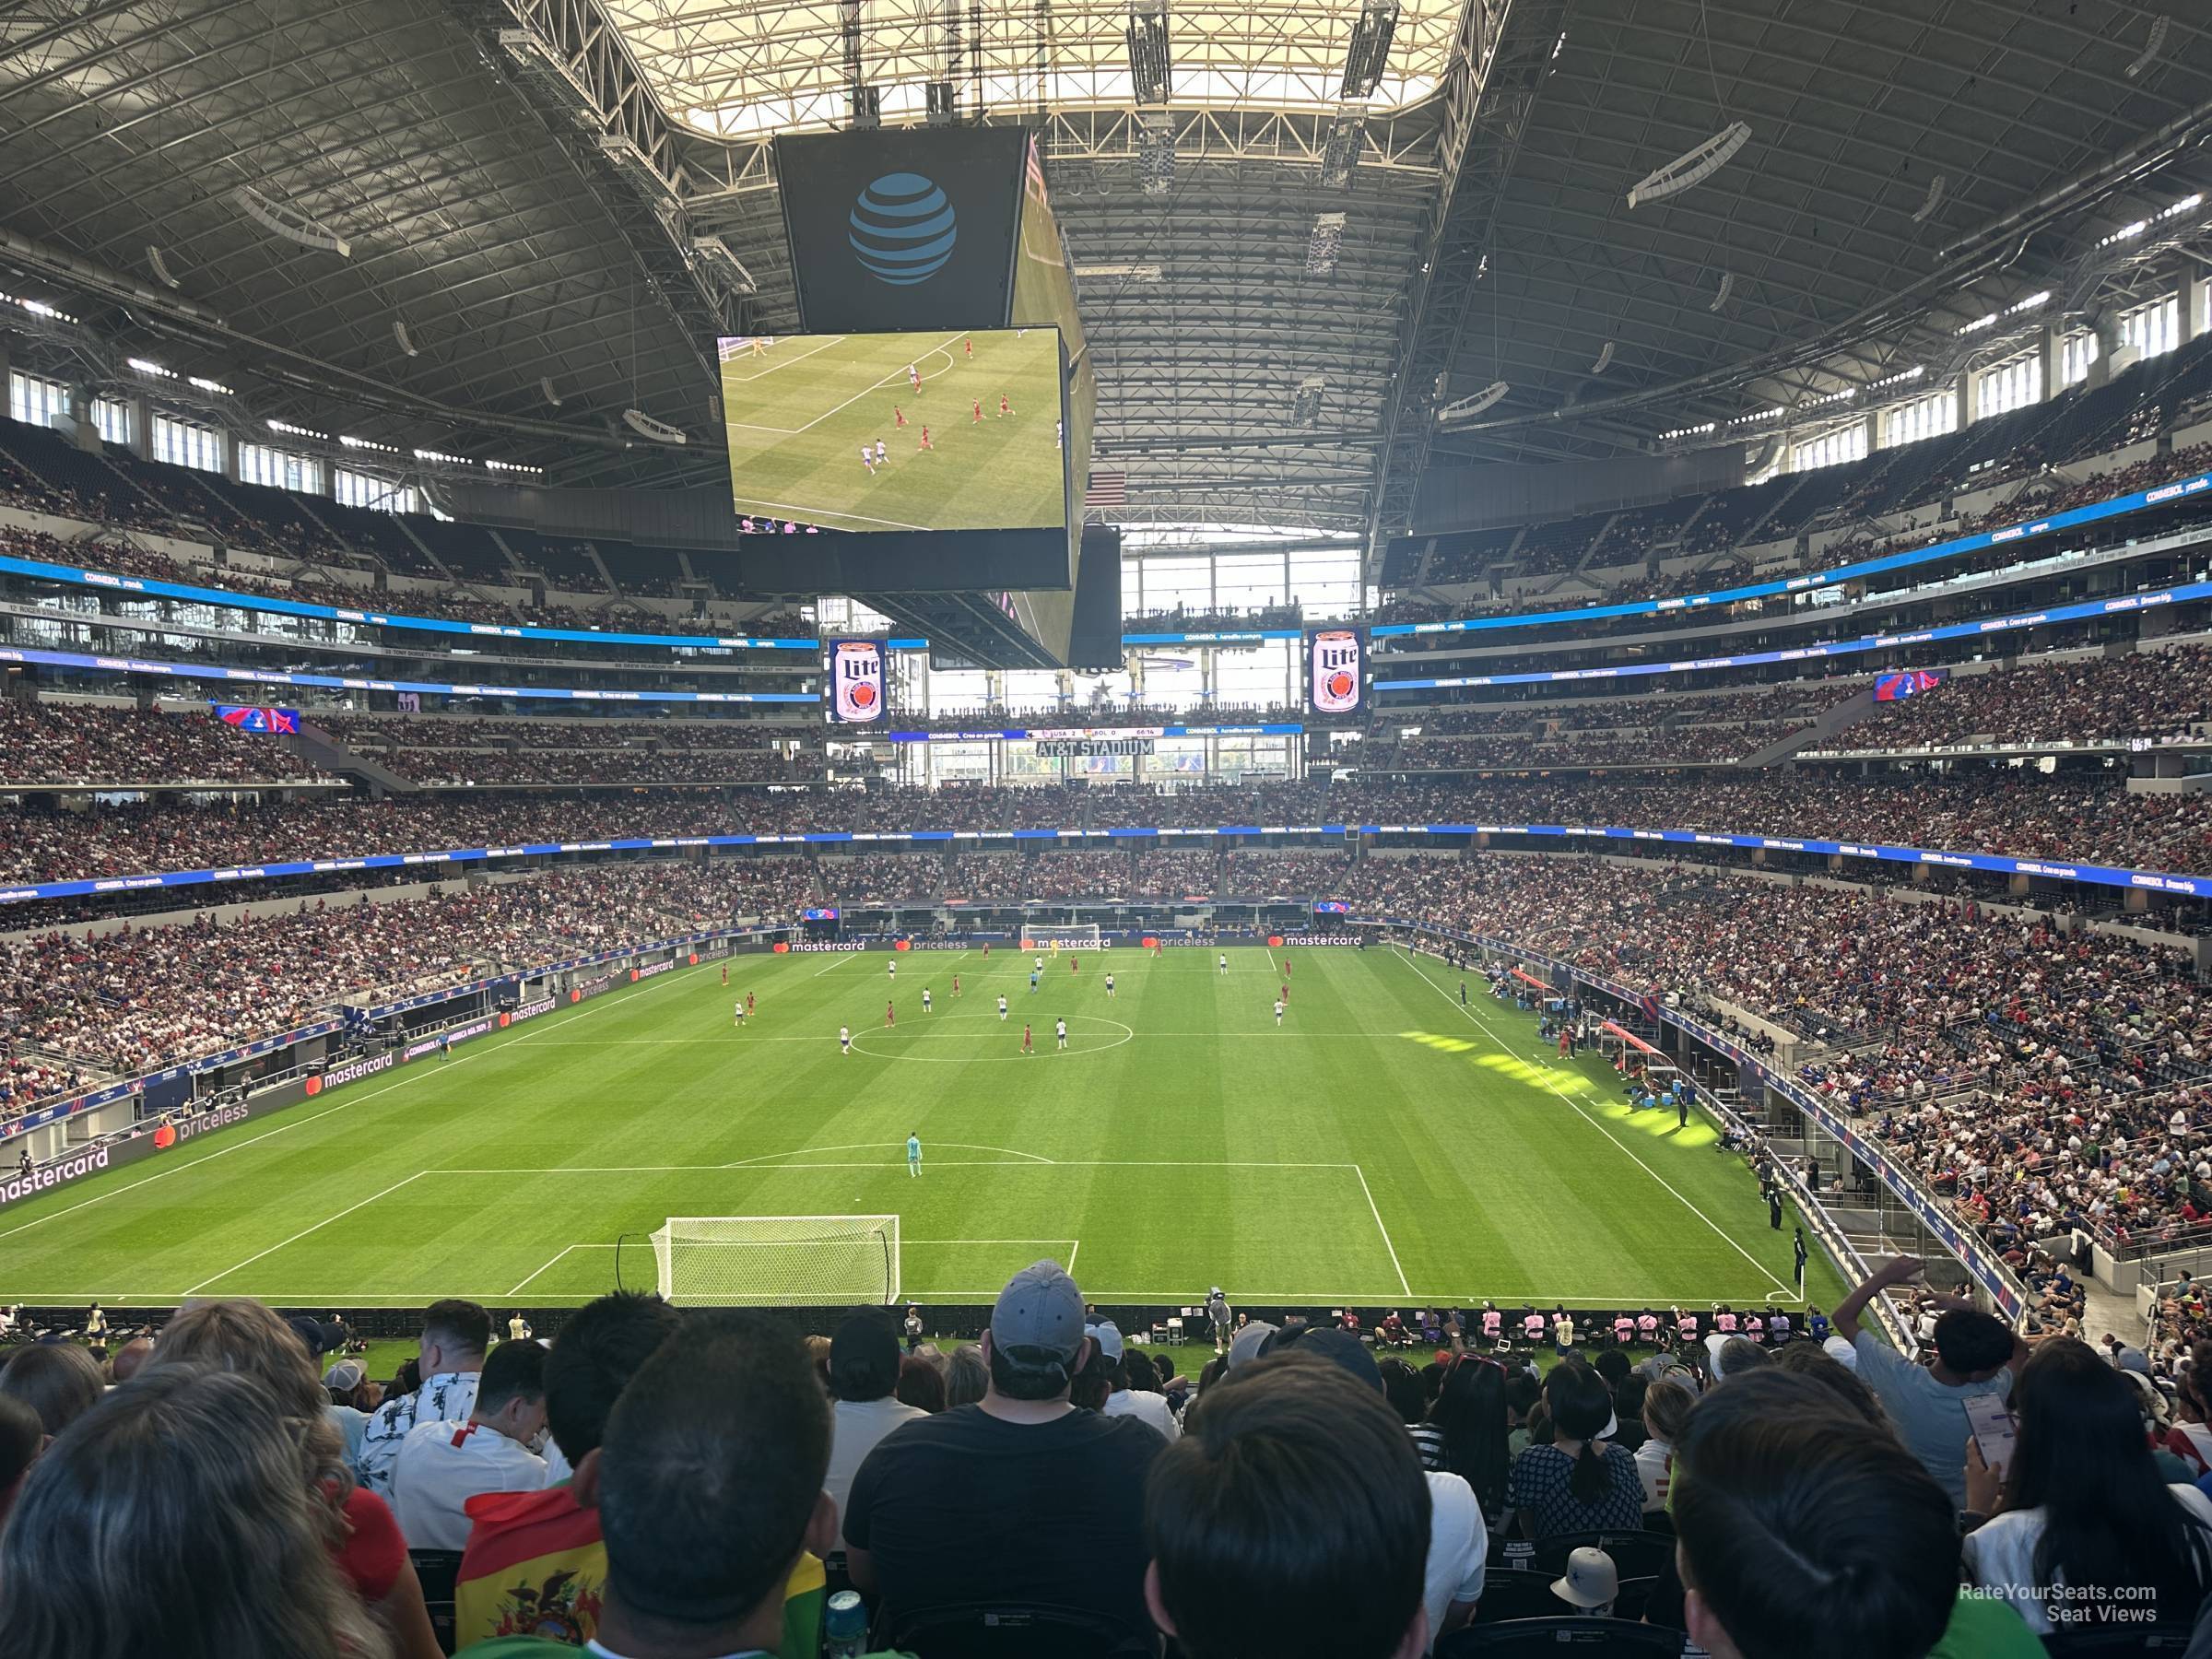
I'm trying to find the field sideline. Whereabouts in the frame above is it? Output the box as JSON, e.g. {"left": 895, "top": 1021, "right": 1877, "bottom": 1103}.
{"left": 0, "top": 947, "right": 1844, "bottom": 1312}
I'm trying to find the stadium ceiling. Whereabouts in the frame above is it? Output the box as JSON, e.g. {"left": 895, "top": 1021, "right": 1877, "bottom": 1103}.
{"left": 1, "top": 0, "right": 2209, "bottom": 548}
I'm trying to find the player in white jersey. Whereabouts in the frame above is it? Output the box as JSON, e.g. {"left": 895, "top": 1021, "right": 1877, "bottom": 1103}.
{"left": 1218, "top": 953, "right": 1228, "bottom": 973}
{"left": 1054, "top": 1018, "right": 1068, "bottom": 1051}
{"left": 862, "top": 443, "right": 877, "bottom": 475}
{"left": 997, "top": 994, "right": 1009, "bottom": 1021}
{"left": 1274, "top": 999, "right": 1285, "bottom": 1027}
{"left": 1034, "top": 955, "right": 1043, "bottom": 973}
{"left": 839, "top": 1025, "right": 852, "bottom": 1054}
{"left": 875, "top": 439, "right": 888, "bottom": 467}
{"left": 1104, "top": 971, "right": 1115, "bottom": 1000}
{"left": 922, "top": 987, "right": 933, "bottom": 1014}
{"left": 888, "top": 959, "right": 896, "bottom": 980}
{"left": 734, "top": 999, "right": 746, "bottom": 1027}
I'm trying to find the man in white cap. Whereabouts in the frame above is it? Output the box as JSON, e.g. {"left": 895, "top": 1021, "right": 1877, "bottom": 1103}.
{"left": 1088, "top": 1320, "right": 1180, "bottom": 1442}
{"left": 843, "top": 1260, "right": 1166, "bottom": 1642}
{"left": 1550, "top": 1546, "right": 1618, "bottom": 1618}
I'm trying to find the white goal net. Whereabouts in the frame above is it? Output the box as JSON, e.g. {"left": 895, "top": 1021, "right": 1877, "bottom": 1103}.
{"left": 1021, "top": 924, "right": 1103, "bottom": 949}
{"left": 650, "top": 1215, "right": 901, "bottom": 1306}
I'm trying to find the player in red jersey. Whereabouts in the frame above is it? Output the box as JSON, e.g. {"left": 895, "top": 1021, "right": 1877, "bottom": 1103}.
{"left": 894, "top": 405, "right": 907, "bottom": 428}
{"left": 1280, "top": 982, "right": 1289, "bottom": 1006}
{"left": 721, "top": 962, "right": 728, "bottom": 986}
{"left": 886, "top": 1000, "right": 895, "bottom": 1028}
{"left": 999, "top": 393, "right": 1012, "bottom": 418}
{"left": 972, "top": 398, "right": 983, "bottom": 424}
{"left": 1021, "top": 1022, "right": 1033, "bottom": 1055}
{"left": 746, "top": 991, "right": 756, "bottom": 1017}
{"left": 1071, "top": 954, "right": 1079, "bottom": 974}
{"left": 964, "top": 336, "right": 973, "bottom": 358}
{"left": 952, "top": 973, "right": 961, "bottom": 998}
{"left": 918, "top": 425, "right": 933, "bottom": 451}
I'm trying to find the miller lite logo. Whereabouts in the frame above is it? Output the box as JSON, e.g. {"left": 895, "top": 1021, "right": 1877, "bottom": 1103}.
{"left": 830, "top": 640, "right": 886, "bottom": 724}
{"left": 1309, "top": 629, "right": 1362, "bottom": 714}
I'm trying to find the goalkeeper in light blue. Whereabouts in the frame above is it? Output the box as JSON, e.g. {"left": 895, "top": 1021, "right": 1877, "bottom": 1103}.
{"left": 908, "top": 1133, "right": 923, "bottom": 1178}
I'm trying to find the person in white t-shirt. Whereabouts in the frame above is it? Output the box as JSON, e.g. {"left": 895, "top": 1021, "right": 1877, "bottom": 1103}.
{"left": 392, "top": 1336, "right": 548, "bottom": 1549}
{"left": 1962, "top": 1336, "right": 2212, "bottom": 1634}
{"left": 822, "top": 1314, "right": 926, "bottom": 1537}
{"left": 1089, "top": 1323, "right": 1180, "bottom": 1443}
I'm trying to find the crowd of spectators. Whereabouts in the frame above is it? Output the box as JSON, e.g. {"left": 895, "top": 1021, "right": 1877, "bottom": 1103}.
{"left": 9, "top": 769, "right": 2212, "bottom": 900}
{"left": 1353, "top": 851, "right": 2212, "bottom": 1249}
{"left": 1131, "top": 849, "right": 1219, "bottom": 899}
{"left": 0, "top": 699, "right": 334, "bottom": 787}
{"left": 15, "top": 1263, "right": 2206, "bottom": 1655}
{"left": 1825, "top": 646, "right": 2212, "bottom": 752}
{"left": 0, "top": 860, "right": 811, "bottom": 1087}
{"left": 320, "top": 716, "right": 817, "bottom": 788}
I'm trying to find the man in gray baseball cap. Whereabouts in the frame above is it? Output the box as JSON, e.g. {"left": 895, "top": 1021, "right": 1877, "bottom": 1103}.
{"left": 844, "top": 1260, "right": 1168, "bottom": 1643}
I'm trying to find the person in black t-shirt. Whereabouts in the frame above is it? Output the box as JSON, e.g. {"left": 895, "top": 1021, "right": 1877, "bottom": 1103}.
{"left": 843, "top": 1259, "right": 1165, "bottom": 1641}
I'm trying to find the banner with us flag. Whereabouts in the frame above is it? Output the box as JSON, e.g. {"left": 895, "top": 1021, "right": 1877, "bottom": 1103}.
{"left": 1084, "top": 471, "right": 1126, "bottom": 510}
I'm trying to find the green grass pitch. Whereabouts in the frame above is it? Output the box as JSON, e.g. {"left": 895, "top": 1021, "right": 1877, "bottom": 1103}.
{"left": 0, "top": 947, "right": 1845, "bottom": 1313}
{"left": 717, "top": 330, "right": 1065, "bottom": 533}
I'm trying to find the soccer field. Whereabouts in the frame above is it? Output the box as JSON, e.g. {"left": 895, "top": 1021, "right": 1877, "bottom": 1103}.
{"left": 717, "top": 330, "right": 1065, "bottom": 533}
{"left": 0, "top": 947, "right": 1843, "bottom": 1313}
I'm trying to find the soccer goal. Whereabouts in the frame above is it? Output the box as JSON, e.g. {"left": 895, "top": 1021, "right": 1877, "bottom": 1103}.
{"left": 1021, "top": 924, "right": 1103, "bottom": 950}
{"left": 650, "top": 1215, "right": 900, "bottom": 1306}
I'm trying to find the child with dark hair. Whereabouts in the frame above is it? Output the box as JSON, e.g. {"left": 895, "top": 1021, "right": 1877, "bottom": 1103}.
{"left": 1505, "top": 1360, "right": 1641, "bottom": 1538}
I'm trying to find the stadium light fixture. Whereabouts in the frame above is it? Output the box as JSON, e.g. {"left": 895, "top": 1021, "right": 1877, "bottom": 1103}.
{"left": 1135, "top": 112, "right": 1177, "bottom": 196}
{"left": 689, "top": 235, "right": 759, "bottom": 295}
{"left": 1291, "top": 374, "right": 1326, "bottom": 428}
{"left": 1340, "top": 0, "right": 1399, "bottom": 99}
{"left": 497, "top": 27, "right": 608, "bottom": 129}
{"left": 1436, "top": 382, "right": 1510, "bottom": 427}
{"left": 235, "top": 184, "right": 350, "bottom": 257}
{"left": 540, "top": 377, "right": 563, "bottom": 408}
{"left": 1709, "top": 272, "right": 1735, "bottom": 312}
{"left": 483, "top": 458, "right": 542, "bottom": 476}
{"left": 394, "top": 320, "right": 419, "bottom": 359}
{"left": 1627, "top": 122, "right": 1751, "bottom": 209}
{"left": 1911, "top": 175, "right": 1947, "bottom": 225}
{"left": 1320, "top": 106, "right": 1366, "bottom": 189}
{"left": 597, "top": 135, "right": 681, "bottom": 205}
{"left": 186, "top": 375, "right": 233, "bottom": 396}
{"left": 338, "top": 433, "right": 402, "bottom": 454}
{"left": 1725, "top": 406, "right": 1781, "bottom": 426}
{"left": 2098, "top": 218, "right": 2151, "bottom": 249}
{"left": 1126, "top": 4, "right": 1171, "bottom": 104}
{"left": 1868, "top": 364, "right": 1925, "bottom": 390}
{"left": 1657, "top": 420, "right": 1718, "bottom": 441}
{"left": 1, "top": 290, "right": 76, "bottom": 324}
{"left": 1589, "top": 340, "right": 1615, "bottom": 375}
{"left": 147, "top": 245, "right": 181, "bottom": 289}
{"left": 623, "top": 407, "right": 690, "bottom": 445}
{"left": 2125, "top": 14, "right": 2169, "bottom": 79}
{"left": 1305, "top": 212, "right": 1347, "bottom": 276}
{"left": 267, "top": 418, "right": 329, "bottom": 441}
{"left": 126, "top": 356, "right": 176, "bottom": 380}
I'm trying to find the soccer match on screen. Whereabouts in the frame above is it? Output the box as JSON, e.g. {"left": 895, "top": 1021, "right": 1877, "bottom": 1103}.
{"left": 7, "top": 8, "right": 2212, "bottom": 1657}
{"left": 717, "top": 329, "right": 1067, "bottom": 534}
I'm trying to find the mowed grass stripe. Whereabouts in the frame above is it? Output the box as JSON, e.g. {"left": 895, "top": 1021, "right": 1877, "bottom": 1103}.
{"left": 0, "top": 948, "right": 1845, "bottom": 1309}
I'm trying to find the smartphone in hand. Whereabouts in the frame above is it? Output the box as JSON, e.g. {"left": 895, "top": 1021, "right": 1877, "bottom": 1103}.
{"left": 1966, "top": 1392, "right": 2018, "bottom": 1473}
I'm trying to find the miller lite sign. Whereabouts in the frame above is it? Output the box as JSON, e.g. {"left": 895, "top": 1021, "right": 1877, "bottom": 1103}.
{"left": 829, "top": 639, "right": 886, "bottom": 724}
{"left": 1307, "top": 628, "right": 1363, "bottom": 715}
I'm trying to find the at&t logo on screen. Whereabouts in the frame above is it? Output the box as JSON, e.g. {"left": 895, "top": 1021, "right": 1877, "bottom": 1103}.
{"left": 849, "top": 173, "right": 958, "bottom": 286}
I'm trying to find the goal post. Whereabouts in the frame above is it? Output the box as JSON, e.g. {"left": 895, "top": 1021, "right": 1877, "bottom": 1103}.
{"left": 650, "top": 1215, "right": 900, "bottom": 1306}
{"left": 1021, "top": 924, "right": 1103, "bottom": 949}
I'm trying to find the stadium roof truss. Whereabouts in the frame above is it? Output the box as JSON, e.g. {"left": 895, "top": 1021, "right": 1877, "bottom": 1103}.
{"left": 4, "top": 0, "right": 2211, "bottom": 546}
